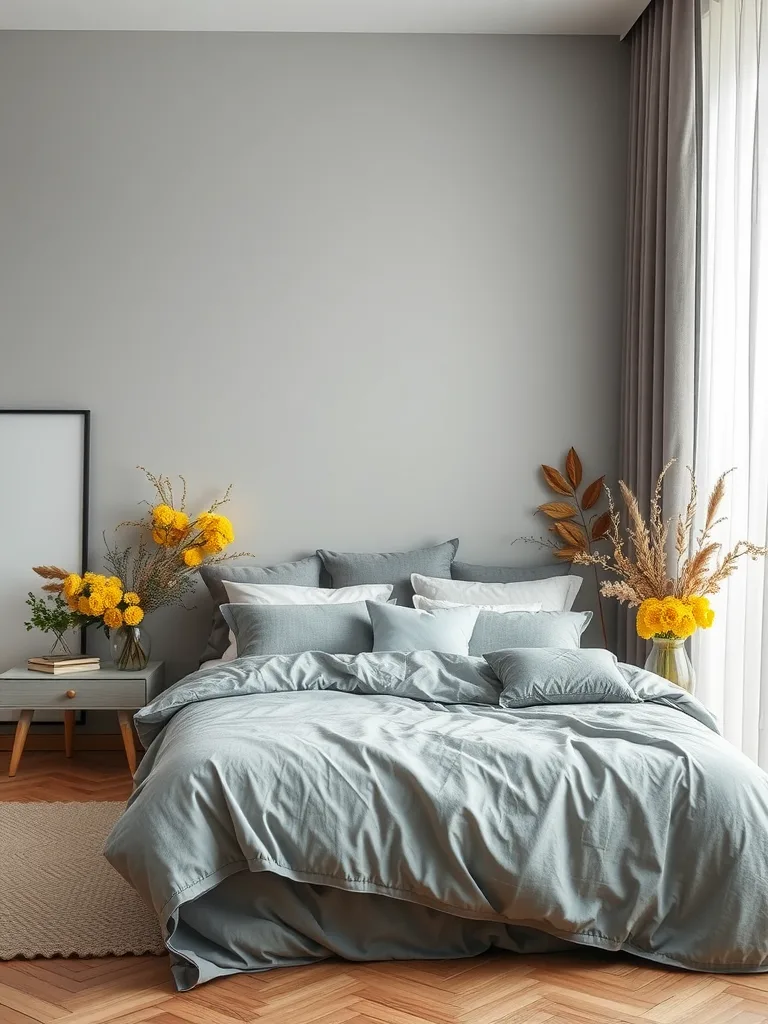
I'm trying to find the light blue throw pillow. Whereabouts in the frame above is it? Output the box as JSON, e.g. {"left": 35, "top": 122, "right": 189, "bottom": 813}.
{"left": 221, "top": 601, "right": 372, "bottom": 657}
{"left": 485, "top": 648, "right": 639, "bottom": 709}
{"left": 469, "top": 610, "right": 592, "bottom": 656}
{"left": 366, "top": 600, "right": 479, "bottom": 655}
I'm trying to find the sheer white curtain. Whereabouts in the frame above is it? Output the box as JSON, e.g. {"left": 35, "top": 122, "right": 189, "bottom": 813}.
{"left": 693, "top": 0, "right": 768, "bottom": 766}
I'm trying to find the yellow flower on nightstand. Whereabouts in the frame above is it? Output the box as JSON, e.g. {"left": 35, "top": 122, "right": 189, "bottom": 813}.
{"left": 123, "top": 605, "right": 144, "bottom": 626}
{"left": 62, "top": 574, "right": 82, "bottom": 598}
{"left": 103, "top": 585, "right": 123, "bottom": 609}
{"left": 106, "top": 576, "right": 123, "bottom": 589}
{"left": 152, "top": 528, "right": 168, "bottom": 546}
{"left": 123, "top": 592, "right": 141, "bottom": 605}
{"left": 152, "top": 504, "right": 176, "bottom": 528}
{"left": 172, "top": 510, "right": 189, "bottom": 532}
{"left": 182, "top": 546, "right": 204, "bottom": 568}
{"left": 78, "top": 596, "right": 91, "bottom": 615}
{"left": 88, "top": 593, "right": 105, "bottom": 616}
{"left": 103, "top": 607, "right": 123, "bottom": 629}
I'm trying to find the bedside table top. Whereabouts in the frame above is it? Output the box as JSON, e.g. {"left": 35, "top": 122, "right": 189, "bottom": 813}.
{"left": 0, "top": 661, "right": 164, "bottom": 682}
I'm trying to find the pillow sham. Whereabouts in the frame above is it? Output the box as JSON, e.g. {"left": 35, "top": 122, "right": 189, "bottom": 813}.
{"left": 485, "top": 648, "right": 638, "bottom": 708}
{"left": 218, "top": 581, "right": 394, "bottom": 661}
{"left": 367, "top": 601, "right": 479, "bottom": 655}
{"left": 221, "top": 601, "right": 373, "bottom": 658}
{"left": 317, "top": 539, "right": 459, "bottom": 608}
{"left": 468, "top": 610, "right": 592, "bottom": 656}
{"left": 452, "top": 561, "right": 571, "bottom": 583}
{"left": 411, "top": 572, "right": 581, "bottom": 612}
{"left": 199, "top": 556, "right": 323, "bottom": 662}
{"left": 413, "top": 595, "right": 542, "bottom": 614}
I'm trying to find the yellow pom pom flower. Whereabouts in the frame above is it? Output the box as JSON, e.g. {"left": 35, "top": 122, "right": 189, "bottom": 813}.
{"left": 88, "top": 593, "right": 105, "bottom": 616}
{"left": 152, "top": 528, "right": 168, "bottom": 546}
{"left": 103, "top": 586, "right": 123, "bottom": 609}
{"left": 103, "top": 607, "right": 123, "bottom": 629}
{"left": 182, "top": 546, "right": 204, "bottom": 568}
{"left": 78, "top": 596, "right": 91, "bottom": 615}
{"left": 123, "top": 592, "right": 141, "bottom": 606}
{"left": 62, "top": 574, "right": 82, "bottom": 598}
{"left": 106, "top": 576, "right": 123, "bottom": 589}
{"left": 636, "top": 598, "right": 662, "bottom": 640}
{"left": 688, "top": 596, "right": 715, "bottom": 630}
{"left": 172, "top": 510, "right": 190, "bottom": 532}
{"left": 123, "top": 605, "right": 144, "bottom": 627}
{"left": 152, "top": 504, "right": 176, "bottom": 528}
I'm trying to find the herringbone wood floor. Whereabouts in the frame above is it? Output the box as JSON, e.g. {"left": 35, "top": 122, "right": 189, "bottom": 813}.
{"left": 2, "top": 751, "right": 768, "bottom": 1024}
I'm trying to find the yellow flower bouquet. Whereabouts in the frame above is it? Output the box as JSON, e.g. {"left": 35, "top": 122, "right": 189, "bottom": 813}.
{"left": 574, "top": 462, "right": 768, "bottom": 690}
{"left": 30, "top": 468, "right": 248, "bottom": 670}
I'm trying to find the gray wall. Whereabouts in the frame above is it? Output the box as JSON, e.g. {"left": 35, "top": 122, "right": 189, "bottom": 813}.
{"left": 0, "top": 32, "right": 628, "bottom": 687}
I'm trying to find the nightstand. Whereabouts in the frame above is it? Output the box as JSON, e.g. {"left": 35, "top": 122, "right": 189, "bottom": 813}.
{"left": 0, "top": 661, "right": 165, "bottom": 777}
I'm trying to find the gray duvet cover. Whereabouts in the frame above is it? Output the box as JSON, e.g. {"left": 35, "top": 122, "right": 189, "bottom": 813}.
{"left": 104, "top": 652, "right": 768, "bottom": 989}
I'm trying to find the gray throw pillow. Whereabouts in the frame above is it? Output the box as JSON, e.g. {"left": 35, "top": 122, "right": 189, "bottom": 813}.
{"left": 452, "top": 561, "right": 571, "bottom": 583}
{"left": 317, "top": 539, "right": 459, "bottom": 608}
{"left": 367, "top": 601, "right": 479, "bottom": 655}
{"left": 485, "top": 648, "right": 638, "bottom": 709}
{"left": 199, "top": 556, "right": 323, "bottom": 662}
{"left": 468, "top": 610, "right": 592, "bottom": 656}
{"left": 221, "top": 601, "right": 372, "bottom": 658}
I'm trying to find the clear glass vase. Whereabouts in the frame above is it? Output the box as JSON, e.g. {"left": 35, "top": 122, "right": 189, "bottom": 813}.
{"left": 644, "top": 637, "right": 695, "bottom": 693}
{"left": 110, "top": 625, "right": 151, "bottom": 671}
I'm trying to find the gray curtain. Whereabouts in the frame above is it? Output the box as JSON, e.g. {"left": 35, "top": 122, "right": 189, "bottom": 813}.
{"left": 619, "top": 0, "right": 700, "bottom": 665}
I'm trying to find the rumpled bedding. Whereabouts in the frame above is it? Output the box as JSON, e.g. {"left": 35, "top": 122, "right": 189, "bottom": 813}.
{"left": 104, "top": 651, "right": 768, "bottom": 989}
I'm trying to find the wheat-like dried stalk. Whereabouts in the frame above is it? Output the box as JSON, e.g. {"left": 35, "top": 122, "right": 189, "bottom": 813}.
{"left": 32, "top": 565, "right": 69, "bottom": 580}
{"left": 575, "top": 462, "right": 768, "bottom": 604}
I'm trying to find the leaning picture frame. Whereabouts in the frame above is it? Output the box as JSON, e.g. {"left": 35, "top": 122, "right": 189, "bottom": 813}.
{"left": 0, "top": 409, "right": 90, "bottom": 723}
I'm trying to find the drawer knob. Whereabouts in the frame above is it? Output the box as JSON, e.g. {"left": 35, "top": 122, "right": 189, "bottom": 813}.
{"left": 65, "top": 689, "right": 77, "bottom": 699}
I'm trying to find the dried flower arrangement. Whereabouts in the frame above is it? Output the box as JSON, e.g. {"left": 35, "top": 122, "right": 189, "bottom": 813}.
{"left": 573, "top": 461, "right": 768, "bottom": 642}
{"left": 27, "top": 468, "right": 250, "bottom": 668}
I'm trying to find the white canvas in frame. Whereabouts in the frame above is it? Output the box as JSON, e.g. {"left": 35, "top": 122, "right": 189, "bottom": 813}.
{"left": 0, "top": 411, "right": 88, "bottom": 722}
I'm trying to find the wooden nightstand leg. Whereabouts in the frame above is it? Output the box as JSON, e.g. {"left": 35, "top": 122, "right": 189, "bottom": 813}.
{"left": 63, "top": 710, "right": 75, "bottom": 758}
{"left": 117, "top": 711, "right": 137, "bottom": 775}
{"left": 9, "top": 710, "right": 34, "bottom": 777}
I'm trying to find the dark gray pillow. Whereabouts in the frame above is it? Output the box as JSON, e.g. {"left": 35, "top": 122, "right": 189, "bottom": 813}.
{"left": 199, "top": 556, "right": 323, "bottom": 662}
{"left": 469, "top": 610, "right": 592, "bottom": 656}
{"left": 221, "top": 601, "right": 372, "bottom": 658}
{"left": 317, "top": 539, "right": 459, "bottom": 608}
{"left": 452, "top": 561, "right": 571, "bottom": 583}
{"left": 485, "top": 648, "right": 638, "bottom": 709}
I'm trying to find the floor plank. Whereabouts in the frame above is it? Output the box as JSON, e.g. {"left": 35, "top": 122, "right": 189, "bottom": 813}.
{"left": 2, "top": 751, "right": 768, "bottom": 1023}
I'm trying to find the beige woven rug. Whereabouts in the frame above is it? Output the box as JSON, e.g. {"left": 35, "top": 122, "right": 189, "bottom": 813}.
{"left": 0, "top": 801, "right": 166, "bottom": 959}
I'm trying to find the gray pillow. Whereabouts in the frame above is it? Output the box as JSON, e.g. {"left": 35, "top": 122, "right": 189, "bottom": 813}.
{"left": 452, "top": 561, "right": 571, "bottom": 583}
{"left": 485, "top": 648, "right": 638, "bottom": 709}
{"left": 317, "top": 539, "right": 459, "bottom": 608}
{"left": 468, "top": 610, "right": 592, "bottom": 656}
{"left": 367, "top": 600, "right": 479, "bottom": 655}
{"left": 199, "top": 556, "right": 323, "bottom": 662}
{"left": 221, "top": 601, "right": 372, "bottom": 658}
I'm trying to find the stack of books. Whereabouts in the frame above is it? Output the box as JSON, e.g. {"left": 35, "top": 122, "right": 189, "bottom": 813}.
{"left": 27, "top": 655, "right": 101, "bottom": 675}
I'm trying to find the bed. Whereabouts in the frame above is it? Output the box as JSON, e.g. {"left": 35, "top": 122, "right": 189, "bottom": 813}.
{"left": 104, "top": 647, "right": 768, "bottom": 990}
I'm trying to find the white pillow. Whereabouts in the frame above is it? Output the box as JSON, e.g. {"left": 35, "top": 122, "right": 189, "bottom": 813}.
{"left": 220, "top": 582, "right": 394, "bottom": 660}
{"left": 410, "top": 573, "right": 582, "bottom": 612}
{"left": 412, "top": 595, "right": 542, "bottom": 614}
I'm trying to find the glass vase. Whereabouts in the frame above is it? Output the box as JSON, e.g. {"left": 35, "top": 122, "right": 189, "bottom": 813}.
{"left": 110, "top": 625, "right": 151, "bottom": 671}
{"left": 644, "top": 637, "right": 695, "bottom": 693}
